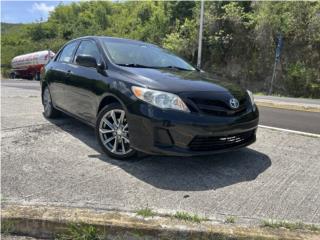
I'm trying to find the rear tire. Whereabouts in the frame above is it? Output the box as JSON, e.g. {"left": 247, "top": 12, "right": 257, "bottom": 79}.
{"left": 10, "top": 72, "right": 16, "bottom": 79}
{"left": 42, "top": 87, "right": 60, "bottom": 118}
{"left": 35, "top": 72, "right": 41, "bottom": 81}
{"left": 96, "top": 103, "right": 137, "bottom": 160}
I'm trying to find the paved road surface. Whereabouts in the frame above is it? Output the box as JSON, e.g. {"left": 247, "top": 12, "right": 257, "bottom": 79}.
{"left": 1, "top": 79, "right": 41, "bottom": 91}
{"left": 2, "top": 78, "right": 320, "bottom": 225}
{"left": 259, "top": 106, "right": 320, "bottom": 134}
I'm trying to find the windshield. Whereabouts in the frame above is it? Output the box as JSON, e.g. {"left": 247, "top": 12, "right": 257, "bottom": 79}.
{"left": 102, "top": 39, "right": 195, "bottom": 71}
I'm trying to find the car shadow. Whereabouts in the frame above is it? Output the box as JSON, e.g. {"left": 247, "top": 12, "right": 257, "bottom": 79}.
{"left": 48, "top": 115, "right": 271, "bottom": 191}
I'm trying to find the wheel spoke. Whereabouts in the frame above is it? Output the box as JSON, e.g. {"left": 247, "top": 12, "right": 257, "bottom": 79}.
{"left": 103, "top": 136, "right": 115, "bottom": 145}
{"left": 123, "top": 123, "right": 128, "bottom": 130}
{"left": 103, "top": 119, "right": 114, "bottom": 130}
{"left": 99, "top": 128, "right": 114, "bottom": 134}
{"left": 119, "top": 111, "right": 125, "bottom": 125}
{"left": 121, "top": 139, "right": 125, "bottom": 153}
{"left": 112, "top": 139, "right": 118, "bottom": 152}
{"left": 111, "top": 110, "right": 118, "bottom": 127}
{"left": 122, "top": 136, "right": 130, "bottom": 143}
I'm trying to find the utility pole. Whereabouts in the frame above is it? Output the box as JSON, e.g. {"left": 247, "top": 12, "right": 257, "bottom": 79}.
{"left": 197, "top": 0, "right": 204, "bottom": 69}
{"left": 269, "top": 34, "right": 283, "bottom": 95}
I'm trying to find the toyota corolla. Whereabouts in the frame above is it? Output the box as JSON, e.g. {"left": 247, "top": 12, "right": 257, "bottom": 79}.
{"left": 41, "top": 36, "right": 259, "bottom": 160}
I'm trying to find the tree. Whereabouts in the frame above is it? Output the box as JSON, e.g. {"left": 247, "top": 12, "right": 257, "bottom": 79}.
{"left": 1, "top": 1, "right": 319, "bottom": 97}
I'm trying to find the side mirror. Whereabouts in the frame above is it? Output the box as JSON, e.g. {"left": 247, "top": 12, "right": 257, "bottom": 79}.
{"left": 75, "top": 55, "right": 97, "bottom": 68}
{"left": 97, "top": 60, "right": 107, "bottom": 76}
{"left": 97, "top": 61, "right": 106, "bottom": 71}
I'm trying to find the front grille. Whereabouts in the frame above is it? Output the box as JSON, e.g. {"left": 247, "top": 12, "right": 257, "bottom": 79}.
{"left": 186, "top": 96, "right": 248, "bottom": 117}
{"left": 188, "top": 130, "right": 254, "bottom": 151}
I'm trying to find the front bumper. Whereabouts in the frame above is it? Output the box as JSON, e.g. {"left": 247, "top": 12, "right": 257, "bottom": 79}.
{"left": 126, "top": 102, "right": 259, "bottom": 156}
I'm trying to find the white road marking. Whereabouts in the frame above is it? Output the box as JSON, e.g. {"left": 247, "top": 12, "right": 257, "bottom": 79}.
{"left": 259, "top": 125, "right": 320, "bottom": 138}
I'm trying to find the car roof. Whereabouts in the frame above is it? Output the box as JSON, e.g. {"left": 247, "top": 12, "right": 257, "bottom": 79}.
{"left": 75, "top": 36, "right": 155, "bottom": 46}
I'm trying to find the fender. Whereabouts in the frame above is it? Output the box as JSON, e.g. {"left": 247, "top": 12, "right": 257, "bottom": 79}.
{"left": 96, "top": 92, "right": 129, "bottom": 117}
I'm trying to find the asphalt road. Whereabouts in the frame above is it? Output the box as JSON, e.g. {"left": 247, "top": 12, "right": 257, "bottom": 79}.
{"left": 2, "top": 79, "right": 319, "bottom": 134}
{"left": 1, "top": 78, "right": 320, "bottom": 225}
{"left": 259, "top": 106, "right": 320, "bottom": 134}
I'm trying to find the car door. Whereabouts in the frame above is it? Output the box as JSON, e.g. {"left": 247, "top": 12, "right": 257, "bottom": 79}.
{"left": 63, "top": 39, "right": 105, "bottom": 124}
{"left": 47, "top": 41, "right": 79, "bottom": 110}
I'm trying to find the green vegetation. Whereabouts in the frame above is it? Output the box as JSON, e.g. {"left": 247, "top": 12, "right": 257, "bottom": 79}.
{"left": 136, "top": 207, "right": 156, "bottom": 218}
{"left": 225, "top": 216, "right": 236, "bottom": 224}
{"left": 1, "top": 219, "right": 17, "bottom": 235}
{"left": 0, "top": 194, "right": 7, "bottom": 203}
{"left": 173, "top": 211, "right": 205, "bottom": 223}
{"left": 56, "top": 223, "right": 103, "bottom": 240}
{"left": 1, "top": 1, "right": 320, "bottom": 97}
{"left": 262, "top": 219, "right": 320, "bottom": 232}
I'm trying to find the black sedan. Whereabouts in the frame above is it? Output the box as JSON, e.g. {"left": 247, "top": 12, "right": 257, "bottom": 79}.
{"left": 41, "top": 36, "right": 259, "bottom": 160}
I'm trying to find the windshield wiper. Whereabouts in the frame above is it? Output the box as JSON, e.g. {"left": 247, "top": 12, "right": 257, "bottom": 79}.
{"left": 117, "top": 63, "right": 156, "bottom": 69}
{"left": 117, "top": 63, "right": 194, "bottom": 71}
{"left": 160, "top": 66, "right": 194, "bottom": 71}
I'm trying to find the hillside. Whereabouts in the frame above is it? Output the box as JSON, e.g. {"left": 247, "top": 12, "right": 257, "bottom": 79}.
{"left": 1, "top": 1, "right": 319, "bottom": 97}
{"left": 1, "top": 22, "right": 24, "bottom": 34}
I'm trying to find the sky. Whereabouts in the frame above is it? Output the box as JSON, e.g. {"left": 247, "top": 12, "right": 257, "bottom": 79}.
{"left": 1, "top": 0, "right": 79, "bottom": 24}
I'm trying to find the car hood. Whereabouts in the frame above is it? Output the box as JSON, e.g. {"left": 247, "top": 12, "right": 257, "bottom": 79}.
{"left": 121, "top": 67, "right": 246, "bottom": 98}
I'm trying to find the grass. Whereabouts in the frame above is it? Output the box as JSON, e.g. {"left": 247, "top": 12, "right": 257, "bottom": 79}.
{"left": 0, "top": 194, "right": 7, "bottom": 203}
{"left": 253, "top": 91, "right": 317, "bottom": 99}
{"left": 172, "top": 211, "right": 205, "bottom": 223}
{"left": 136, "top": 207, "right": 156, "bottom": 218}
{"left": 262, "top": 219, "right": 320, "bottom": 232}
{"left": 225, "top": 216, "right": 236, "bottom": 224}
{"left": 254, "top": 92, "right": 267, "bottom": 96}
{"left": 1, "top": 220, "right": 14, "bottom": 235}
{"left": 254, "top": 92, "right": 284, "bottom": 97}
{"left": 56, "top": 223, "right": 103, "bottom": 240}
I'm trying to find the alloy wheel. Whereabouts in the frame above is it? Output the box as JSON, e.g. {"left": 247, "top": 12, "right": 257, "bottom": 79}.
{"left": 43, "top": 88, "right": 52, "bottom": 116}
{"left": 99, "top": 109, "right": 132, "bottom": 155}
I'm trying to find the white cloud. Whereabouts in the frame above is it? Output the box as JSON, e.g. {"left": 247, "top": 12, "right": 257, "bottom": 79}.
{"left": 31, "top": 3, "right": 55, "bottom": 15}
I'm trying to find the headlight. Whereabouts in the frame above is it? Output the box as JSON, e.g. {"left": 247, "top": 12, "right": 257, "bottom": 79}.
{"left": 132, "top": 86, "right": 189, "bottom": 112}
{"left": 247, "top": 90, "right": 255, "bottom": 106}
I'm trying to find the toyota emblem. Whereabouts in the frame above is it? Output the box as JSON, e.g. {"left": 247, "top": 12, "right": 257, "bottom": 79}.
{"left": 229, "top": 98, "right": 239, "bottom": 109}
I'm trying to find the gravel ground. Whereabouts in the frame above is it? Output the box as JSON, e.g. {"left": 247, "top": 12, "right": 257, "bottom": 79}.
{"left": 1, "top": 236, "right": 43, "bottom": 240}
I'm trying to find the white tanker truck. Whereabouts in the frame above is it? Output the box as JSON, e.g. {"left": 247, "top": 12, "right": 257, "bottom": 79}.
{"left": 10, "top": 50, "right": 55, "bottom": 80}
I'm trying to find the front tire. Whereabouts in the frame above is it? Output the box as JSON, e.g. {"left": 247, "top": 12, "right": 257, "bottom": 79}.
{"left": 42, "top": 87, "right": 60, "bottom": 118}
{"left": 96, "top": 103, "right": 136, "bottom": 160}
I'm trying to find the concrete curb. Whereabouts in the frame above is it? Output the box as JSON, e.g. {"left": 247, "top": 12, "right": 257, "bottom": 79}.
{"left": 2, "top": 204, "right": 319, "bottom": 240}
{"left": 255, "top": 100, "right": 320, "bottom": 112}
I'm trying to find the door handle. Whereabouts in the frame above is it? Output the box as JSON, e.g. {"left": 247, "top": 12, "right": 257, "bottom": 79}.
{"left": 66, "top": 70, "right": 71, "bottom": 76}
